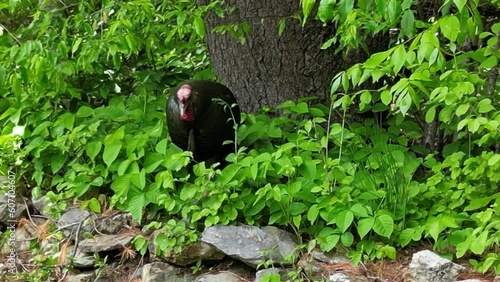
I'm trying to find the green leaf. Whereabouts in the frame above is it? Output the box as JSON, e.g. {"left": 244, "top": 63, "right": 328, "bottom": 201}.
{"left": 51, "top": 152, "right": 67, "bottom": 173}
{"left": 177, "top": 12, "right": 186, "bottom": 27}
{"left": 350, "top": 203, "right": 368, "bottom": 217}
{"left": 350, "top": 66, "right": 361, "bottom": 86}
{"left": 111, "top": 174, "right": 132, "bottom": 198}
{"left": 399, "top": 93, "right": 412, "bottom": 116}
{"left": 219, "top": 164, "right": 241, "bottom": 185}
{"left": 293, "top": 215, "right": 301, "bottom": 228}
{"left": 88, "top": 198, "right": 102, "bottom": 213}
{"left": 360, "top": 91, "right": 371, "bottom": 105}
{"left": 342, "top": 72, "right": 349, "bottom": 92}
{"left": 357, "top": 217, "right": 374, "bottom": 239}
{"left": 400, "top": 10, "right": 415, "bottom": 36}
{"left": 103, "top": 139, "right": 122, "bottom": 167}
{"left": 128, "top": 193, "right": 146, "bottom": 222}
{"left": 336, "top": 210, "right": 354, "bottom": 233}
{"left": 480, "top": 56, "right": 498, "bottom": 69}
{"left": 381, "top": 90, "right": 392, "bottom": 105}
{"left": 455, "top": 104, "right": 469, "bottom": 116}
{"left": 193, "top": 16, "right": 206, "bottom": 38}
{"left": 90, "top": 177, "right": 104, "bottom": 186}
{"left": 76, "top": 106, "right": 94, "bottom": 117}
{"left": 384, "top": 246, "right": 397, "bottom": 260}
{"left": 307, "top": 204, "right": 320, "bottom": 223}
{"left": 300, "top": 160, "right": 317, "bottom": 179}
{"left": 477, "top": 99, "right": 495, "bottom": 113}
{"left": 468, "top": 118, "right": 481, "bottom": 133}
{"left": 32, "top": 121, "right": 53, "bottom": 136}
{"left": 425, "top": 106, "right": 436, "bottom": 123}
{"left": 440, "top": 16, "right": 460, "bottom": 42}
{"left": 301, "top": 0, "right": 316, "bottom": 25}
{"left": 470, "top": 231, "right": 488, "bottom": 255}
{"left": 365, "top": 51, "right": 390, "bottom": 68}
{"left": 456, "top": 240, "right": 470, "bottom": 258}
{"left": 386, "top": 0, "right": 401, "bottom": 24}
{"left": 457, "top": 118, "right": 469, "bottom": 131}
{"left": 464, "top": 197, "right": 493, "bottom": 211}
{"left": 56, "top": 113, "right": 75, "bottom": 130}
{"left": 318, "top": 0, "right": 336, "bottom": 22}
{"left": 318, "top": 228, "right": 341, "bottom": 252}
{"left": 292, "top": 102, "right": 309, "bottom": 114}
{"left": 278, "top": 18, "right": 286, "bottom": 36}
{"left": 399, "top": 228, "right": 416, "bottom": 247}
{"left": 180, "top": 185, "right": 197, "bottom": 201}
{"left": 290, "top": 202, "right": 307, "bottom": 215}
{"left": 341, "top": 232, "right": 354, "bottom": 247}
{"left": 72, "top": 37, "right": 83, "bottom": 54}
{"left": 321, "top": 37, "right": 336, "bottom": 50}
{"left": 250, "top": 163, "right": 258, "bottom": 180}
{"left": 373, "top": 214, "right": 394, "bottom": 238}
{"left": 144, "top": 153, "right": 164, "bottom": 173}
{"left": 338, "top": 0, "right": 354, "bottom": 21}
{"left": 86, "top": 141, "right": 102, "bottom": 160}
{"left": 391, "top": 45, "right": 406, "bottom": 74}
{"left": 331, "top": 73, "right": 342, "bottom": 93}
{"left": 488, "top": 154, "right": 500, "bottom": 166}
{"left": 453, "top": 0, "right": 466, "bottom": 12}
{"left": 375, "top": 0, "right": 386, "bottom": 14}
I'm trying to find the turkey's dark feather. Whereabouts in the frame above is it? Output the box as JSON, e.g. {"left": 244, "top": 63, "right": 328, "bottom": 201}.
{"left": 166, "top": 80, "right": 240, "bottom": 162}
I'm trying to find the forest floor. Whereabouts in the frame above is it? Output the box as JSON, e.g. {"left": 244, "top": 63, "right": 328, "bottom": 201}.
{"left": 350, "top": 244, "right": 498, "bottom": 282}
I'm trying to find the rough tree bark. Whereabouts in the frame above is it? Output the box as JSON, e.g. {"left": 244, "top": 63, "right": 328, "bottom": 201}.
{"left": 200, "top": 0, "right": 387, "bottom": 113}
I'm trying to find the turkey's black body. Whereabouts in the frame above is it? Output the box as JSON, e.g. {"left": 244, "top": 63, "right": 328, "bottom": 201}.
{"left": 167, "top": 80, "right": 240, "bottom": 163}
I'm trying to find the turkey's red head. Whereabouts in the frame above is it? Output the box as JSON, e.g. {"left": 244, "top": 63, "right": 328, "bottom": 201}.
{"left": 177, "top": 84, "right": 195, "bottom": 122}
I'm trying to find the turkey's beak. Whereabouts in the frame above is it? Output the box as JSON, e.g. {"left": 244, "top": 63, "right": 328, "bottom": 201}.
{"left": 179, "top": 101, "right": 194, "bottom": 121}
{"left": 179, "top": 102, "right": 187, "bottom": 116}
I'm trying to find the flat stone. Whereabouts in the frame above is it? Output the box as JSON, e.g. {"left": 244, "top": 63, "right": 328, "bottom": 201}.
{"left": 141, "top": 262, "right": 194, "bottom": 282}
{"left": 79, "top": 234, "right": 133, "bottom": 253}
{"left": 196, "top": 271, "right": 243, "bottom": 282}
{"left": 409, "top": 250, "right": 465, "bottom": 282}
{"left": 201, "top": 225, "right": 298, "bottom": 267}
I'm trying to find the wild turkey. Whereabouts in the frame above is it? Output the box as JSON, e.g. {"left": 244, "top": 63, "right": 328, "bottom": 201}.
{"left": 166, "top": 80, "right": 241, "bottom": 163}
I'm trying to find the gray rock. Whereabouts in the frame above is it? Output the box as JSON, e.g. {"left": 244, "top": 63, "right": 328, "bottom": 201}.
{"left": 454, "top": 280, "right": 482, "bottom": 282}
{"left": 196, "top": 271, "right": 243, "bottom": 282}
{"left": 201, "top": 225, "right": 298, "bottom": 268}
{"left": 311, "top": 249, "right": 350, "bottom": 264}
{"left": 329, "top": 273, "right": 352, "bottom": 282}
{"left": 57, "top": 208, "right": 95, "bottom": 240}
{"left": 79, "top": 234, "right": 133, "bottom": 253}
{"left": 66, "top": 271, "right": 94, "bottom": 282}
{"left": 141, "top": 262, "right": 194, "bottom": 282}
{"left": 0, "top": 193, "right": 25, "bottom": 225}
{"left": 149, "top": 230, "right": 224, "bottom": 266}
{"left": 255, "top": 268, "right": 289, "bottom": 282}
{"left": 409, "top": 250, "right": 465, "bottom": 282}
{"left": 297, "top": 257, "right": 329, "bottom": 281}
{"left": 32, "top": 195, "right": 51, "bottom": 217}
{"left": 1, "top": 221, "right": 34, "bottom": 255}
{"left": 96, "top": 212, "right": 135, "bottom": 234}
{"left": 67, "top": 246, "right": 94, "bottom": 268}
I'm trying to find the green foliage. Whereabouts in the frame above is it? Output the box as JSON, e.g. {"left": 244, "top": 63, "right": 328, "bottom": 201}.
{"left": 311, "top": 0, "right": 500, "bottom": 274}
{"left": 0, "top": 0, "right": 211, "bottom": 219}
{"left": 144, "top": 219, "right": 198, "bottom": 256}
{"left": 1, "top": 0, "right": 499, "bottom": 279}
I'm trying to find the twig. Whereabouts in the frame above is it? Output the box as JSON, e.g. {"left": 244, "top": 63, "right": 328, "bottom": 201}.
{"left": 0, "top": 23, "right": 21, "bottom": 45}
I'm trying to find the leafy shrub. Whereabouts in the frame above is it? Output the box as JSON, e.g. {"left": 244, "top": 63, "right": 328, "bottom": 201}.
{"left": 0, "top": 0, "right": 499, "bottom": 278}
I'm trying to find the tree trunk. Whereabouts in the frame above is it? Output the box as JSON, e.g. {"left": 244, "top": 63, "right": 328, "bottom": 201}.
{"left": 200, "top": 0, "right": 387, "bottom": 113}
